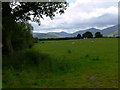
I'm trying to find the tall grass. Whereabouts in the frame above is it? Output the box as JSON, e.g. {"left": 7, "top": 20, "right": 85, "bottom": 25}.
{"left": 3, "top": 49, "right": 76, "bottom": 72}
{"left": 3, "top": 49, "right": 78, "bottom": 88}
{"left": 3, "top": 50, "right": 50, "bottom": 70}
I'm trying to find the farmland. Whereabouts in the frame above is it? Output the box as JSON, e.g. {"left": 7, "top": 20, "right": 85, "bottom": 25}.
{"left": 3, "top": 38, "right": 118, "bottom": 88}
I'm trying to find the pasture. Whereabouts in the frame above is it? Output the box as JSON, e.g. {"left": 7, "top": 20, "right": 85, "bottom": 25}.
{"left": 3, "top": 38, "right": 118, "bottom": 88}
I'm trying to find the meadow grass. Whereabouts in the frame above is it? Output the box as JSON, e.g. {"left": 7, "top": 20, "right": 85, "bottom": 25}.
{"left": 3, "top": 38, "right": 118, "bottom": 88}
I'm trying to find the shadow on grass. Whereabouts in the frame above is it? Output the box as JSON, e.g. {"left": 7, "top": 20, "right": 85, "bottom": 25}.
{"left": 3, "top": 49, "right": 75, "bottom": 88}
{"left": 3, "top": 49, "right": 73, "bottom": 73}
{"left": 3, "top": 50, "right": 52, "bottom": 71}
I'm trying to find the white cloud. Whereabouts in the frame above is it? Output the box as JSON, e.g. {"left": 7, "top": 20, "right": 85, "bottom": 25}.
{"left": 31, "top": 0, "right": 118, "bottom": 33}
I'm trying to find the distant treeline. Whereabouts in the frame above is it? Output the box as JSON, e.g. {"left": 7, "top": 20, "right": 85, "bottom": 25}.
{"left": 39, "top": 37, "right": 79, "bottom": 41}
{"left": 38, "top": 36, "right": 120, "bottom": 41}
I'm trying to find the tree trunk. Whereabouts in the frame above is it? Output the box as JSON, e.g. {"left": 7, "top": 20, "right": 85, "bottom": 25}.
{"left": 3, "top": 26, "right": 14, "bottom": 54}
{"left": 2, "top": 17, "right": 15, "bottom": 54}
{"left": 2, "top": 2, "right": 14, "bottom": 54}
{"left": 5, "top": 32, "right": 14, "bottom": 54}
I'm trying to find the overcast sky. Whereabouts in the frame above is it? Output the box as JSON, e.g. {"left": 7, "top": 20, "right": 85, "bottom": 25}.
{"left": 31, "top": 0, "right": 119, "bottom": 33}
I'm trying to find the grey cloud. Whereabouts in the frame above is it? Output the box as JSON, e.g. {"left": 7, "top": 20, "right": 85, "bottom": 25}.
{"left": 33, "top": 13, "right": 117, "bottom": 32}
{"left": 32, "top": 1, "right": 118, "bottom": 33}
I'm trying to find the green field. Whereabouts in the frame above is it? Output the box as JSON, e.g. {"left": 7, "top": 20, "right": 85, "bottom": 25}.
{"left": 3, "top": 38, "right": 118, "bottom": 88}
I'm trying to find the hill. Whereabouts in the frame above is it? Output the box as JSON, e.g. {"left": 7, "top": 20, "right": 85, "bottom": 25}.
{"left": 33, "top": 25, "right": 118, "bottom": 39}
{"left": 71, "top": 28, "right": 101, "bottom": 36}
{"left": 101, "top": 25, "right": 118, "bottom": 35}
{"left": 33, "top": 33, "right": 60, "bottom": 39}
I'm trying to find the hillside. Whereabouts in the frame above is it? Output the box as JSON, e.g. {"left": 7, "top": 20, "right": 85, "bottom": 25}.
{"left": 71, "top": 28, "right": 101, "bottom": 36}
{"left": 33, "top": 25, "right": 118, "bottom": 39}
{"left": 101, "top": 25, "right": 118, "bottom": 35}
{"left": 33, "top": 33, "right": 60, "bottom": 39}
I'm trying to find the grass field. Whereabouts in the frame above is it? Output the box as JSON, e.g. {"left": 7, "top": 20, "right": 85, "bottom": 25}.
{"left": 3, "top": 38, "right": 118, "bottom": 88}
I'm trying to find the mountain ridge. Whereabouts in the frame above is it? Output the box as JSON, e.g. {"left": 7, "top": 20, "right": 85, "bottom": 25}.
{"left": 33, "top": 25, "right": 118, "bottom": 39}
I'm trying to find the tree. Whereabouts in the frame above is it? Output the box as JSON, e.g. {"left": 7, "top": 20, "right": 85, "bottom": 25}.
{"left": 82, "top": 31, "right": 93, "bottom": 38}
{"left": 77, "top": 34, "right": 81, "bottom": 39}
{"left": 11, "top": 23, "right": 33, "bottom": 50}
{"left": 2, "top": 20, "right": 34, "bottom": 54}
{"left": 95, "top": 32, "right": 103, "bottom": 38}
{"left": 2, "top": 2, "right": 68, "bottom": 54}
{"left": 3, "top": 2, "right": 68, "bottom": 25}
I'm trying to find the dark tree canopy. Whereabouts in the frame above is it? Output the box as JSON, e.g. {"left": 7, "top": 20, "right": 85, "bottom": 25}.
{"left": 77, "top": 34, "right": 81, "bottom": 39}
{"left": 3, "top": 2, "right": 68, "bottom": 25}
{"left": 82, "top": 31, "right": 93, "bottom": 38}
{"left": 95, "top": 32, "right": 103, "bottom": 38}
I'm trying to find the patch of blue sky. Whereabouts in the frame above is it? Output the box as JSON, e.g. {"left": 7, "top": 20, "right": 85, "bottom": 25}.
{"left": 66, "top": 0, "right": 75, "bottom": 3}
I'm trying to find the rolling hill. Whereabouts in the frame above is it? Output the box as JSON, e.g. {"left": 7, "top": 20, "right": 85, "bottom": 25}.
{"left": 71, "top": 28, "right": 101, "bottom": 36}
{"left": 101, "top": 25, "right": 118, "bottom": 35}
{"left": 33, "top": 25, "right": 118, "bottom": 39}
